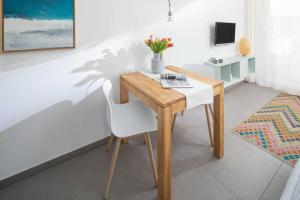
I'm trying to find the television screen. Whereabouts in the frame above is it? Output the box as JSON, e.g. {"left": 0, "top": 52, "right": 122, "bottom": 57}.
{"left": 215, "top": 22, "right": 236, "bottom": 45}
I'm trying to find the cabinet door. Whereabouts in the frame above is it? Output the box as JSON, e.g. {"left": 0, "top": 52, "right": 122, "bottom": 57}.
{"left": 220, "top": 65, "right": 231, "bottom": 82}
{"left": 214, "top": 67, "right": 221, "bottom": 80}
{"left": 240, "top": 59, "right": 248, "bottom": 79}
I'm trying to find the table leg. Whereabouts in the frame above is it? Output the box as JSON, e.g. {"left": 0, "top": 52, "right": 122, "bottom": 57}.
{"left": 157, "top": 106, "right": 172, "bottom": 200}
{"left": 120, "top": 79, "right": 130, "bottom": 144}
{"left": 213, "top": 85, "right": 224, "bottom": 158}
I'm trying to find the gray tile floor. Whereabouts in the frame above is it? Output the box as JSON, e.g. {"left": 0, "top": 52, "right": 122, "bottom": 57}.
{"left": 0, "top": 84, "right": 293, "bottom": 200}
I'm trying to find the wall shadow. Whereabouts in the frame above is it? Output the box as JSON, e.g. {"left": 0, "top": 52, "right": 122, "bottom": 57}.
{"left": 71, "top": 42, "right": 150, "bottom": 102}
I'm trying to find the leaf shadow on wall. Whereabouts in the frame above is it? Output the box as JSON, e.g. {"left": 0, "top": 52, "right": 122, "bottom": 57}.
{"left": 72, "top": 43, "right": 149, "bottom": 101}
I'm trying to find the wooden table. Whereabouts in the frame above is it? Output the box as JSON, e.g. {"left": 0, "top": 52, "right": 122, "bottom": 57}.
{"left": 120, "top": 65, "right": 224, "bottom": 200}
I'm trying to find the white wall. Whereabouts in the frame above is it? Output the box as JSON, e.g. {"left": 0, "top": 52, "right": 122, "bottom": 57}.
{"left": 0, "top": 0, "right": 245, "bottom": 181}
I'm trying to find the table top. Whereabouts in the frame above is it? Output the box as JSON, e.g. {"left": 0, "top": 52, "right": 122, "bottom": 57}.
{"left": 120, "top": 65, "right": 223, "bottom": 108}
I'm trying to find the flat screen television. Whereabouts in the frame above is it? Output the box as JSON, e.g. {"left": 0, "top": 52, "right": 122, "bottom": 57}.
{"left": 215, "top": 22, "right": 236, "bottom": 45}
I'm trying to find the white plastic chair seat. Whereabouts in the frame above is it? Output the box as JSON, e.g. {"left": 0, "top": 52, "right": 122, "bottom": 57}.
{"left": 102, "top": 79, "right": 157, "bottom": 139}
{"left": 111, "top": 101, "right": 157, "bottom": 138}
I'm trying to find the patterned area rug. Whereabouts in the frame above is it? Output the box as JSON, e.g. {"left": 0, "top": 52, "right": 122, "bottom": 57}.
{"left": 233, "top": 93, "right": 300, "bottom": 167}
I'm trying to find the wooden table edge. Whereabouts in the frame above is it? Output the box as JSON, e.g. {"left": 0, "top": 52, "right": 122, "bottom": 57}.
{"left": 166, "top": 65, "right": 224, "bottom": 88}
{"left": 120, "top": 73, "right": 186, "bottom": 109}
{"left": 120, "top": 66, "right": 225, "bottom": 112}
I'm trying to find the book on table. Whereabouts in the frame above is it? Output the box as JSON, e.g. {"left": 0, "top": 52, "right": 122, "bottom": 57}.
{"left": 160, "top": 73, "right": 193, "bottom": 88}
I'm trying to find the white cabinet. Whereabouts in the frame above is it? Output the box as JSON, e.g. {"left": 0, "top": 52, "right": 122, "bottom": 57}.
{"left": 204, "top": 56, "right": 255, "bottom": 88}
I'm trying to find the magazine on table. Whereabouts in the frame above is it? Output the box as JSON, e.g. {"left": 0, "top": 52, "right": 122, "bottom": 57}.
{"left": 160, "top": 73, "right": 193, "bottom": 88}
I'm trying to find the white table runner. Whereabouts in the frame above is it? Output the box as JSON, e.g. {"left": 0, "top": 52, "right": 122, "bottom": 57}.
{"left": 140, "top": 70, "right": 213, "bottom": 110}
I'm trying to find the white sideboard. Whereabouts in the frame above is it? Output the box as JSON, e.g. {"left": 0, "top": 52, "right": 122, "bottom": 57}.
{"left": 204, "top": 56, "right": 256, "bottom": 88}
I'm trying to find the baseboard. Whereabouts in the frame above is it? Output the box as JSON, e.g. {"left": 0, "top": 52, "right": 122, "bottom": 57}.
{"left": 0, "top": 137, "right": 108, "bottom": 189}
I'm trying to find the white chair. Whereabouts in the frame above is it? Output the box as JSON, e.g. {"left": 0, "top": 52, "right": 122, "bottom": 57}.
{"left": 102, "top": 80, "right": 158, "bottom": 200}
{"left": 172, "top": 105, "right": 214, "bottom": 147}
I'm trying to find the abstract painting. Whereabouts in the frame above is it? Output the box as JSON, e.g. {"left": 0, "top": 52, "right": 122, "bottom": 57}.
{"left": 2, "top": 0, "right": 75, "bottom": 51}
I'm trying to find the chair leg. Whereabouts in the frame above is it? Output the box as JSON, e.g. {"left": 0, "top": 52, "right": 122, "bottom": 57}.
{"left": 144, "top": 133, "right": 158, "bottom": 186}
{"left": 143, "top": 134, "right": 147, "bottom": 145}
{"left": 171, "top": 114, "right": 177, "bottom": 132}
{"left": 103, "top": 138, "right": 122, "bottom": 200}
{"left": 205, "top": 105, "right": 214, "bottom": 147}
{"left": 208, "top": 104, "right": 214, "bottom": 121}
{"left": 105, "top": 134, "right": 114, "bottom": 152}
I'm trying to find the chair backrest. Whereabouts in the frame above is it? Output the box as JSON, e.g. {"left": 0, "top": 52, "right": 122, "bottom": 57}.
{"left": 102, "top": 80, "right": 116, "bottom": 131}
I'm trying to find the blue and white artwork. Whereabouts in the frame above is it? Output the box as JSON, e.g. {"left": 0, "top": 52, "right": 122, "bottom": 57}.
{"left": 3, "top": 0, "right": 75, "bottom": 51}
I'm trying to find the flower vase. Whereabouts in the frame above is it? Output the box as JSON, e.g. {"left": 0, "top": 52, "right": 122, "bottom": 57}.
{"left": 151, "top": 53, "right": 165, "bottom": 74}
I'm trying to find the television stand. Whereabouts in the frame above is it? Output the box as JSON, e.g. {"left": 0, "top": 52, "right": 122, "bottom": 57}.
{"left": 204, "top": 55, "right": 255, "bottom": 88}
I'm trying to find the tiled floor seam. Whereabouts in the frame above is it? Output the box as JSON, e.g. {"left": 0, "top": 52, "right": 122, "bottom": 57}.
{"left": 258, "top": 162, "right": 283, "bottom": 200}
{"left": 183, "top": 147, "right": 240, "bottom": 200}
{"left": 46, "top": 169, "right": 49, "bottom": 200}
{"left": 205, "top": 172, "right": 239, "bottom": 200}
{"left": 230, "top": 134, "right": 282, "bottom": 166}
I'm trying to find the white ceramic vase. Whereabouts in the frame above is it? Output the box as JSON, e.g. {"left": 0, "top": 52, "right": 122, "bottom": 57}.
{"left": 151, "top": 53, "right": 165, "bottom": 74}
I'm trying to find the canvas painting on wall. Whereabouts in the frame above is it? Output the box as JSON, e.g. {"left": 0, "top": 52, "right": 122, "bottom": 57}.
{"left": 2, "top": 0, "right": 75, "bottom": 52}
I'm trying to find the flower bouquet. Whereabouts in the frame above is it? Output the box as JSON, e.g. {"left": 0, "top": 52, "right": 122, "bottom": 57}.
{"left": 144, "top": 35, "right": 174, "bottom": 74}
